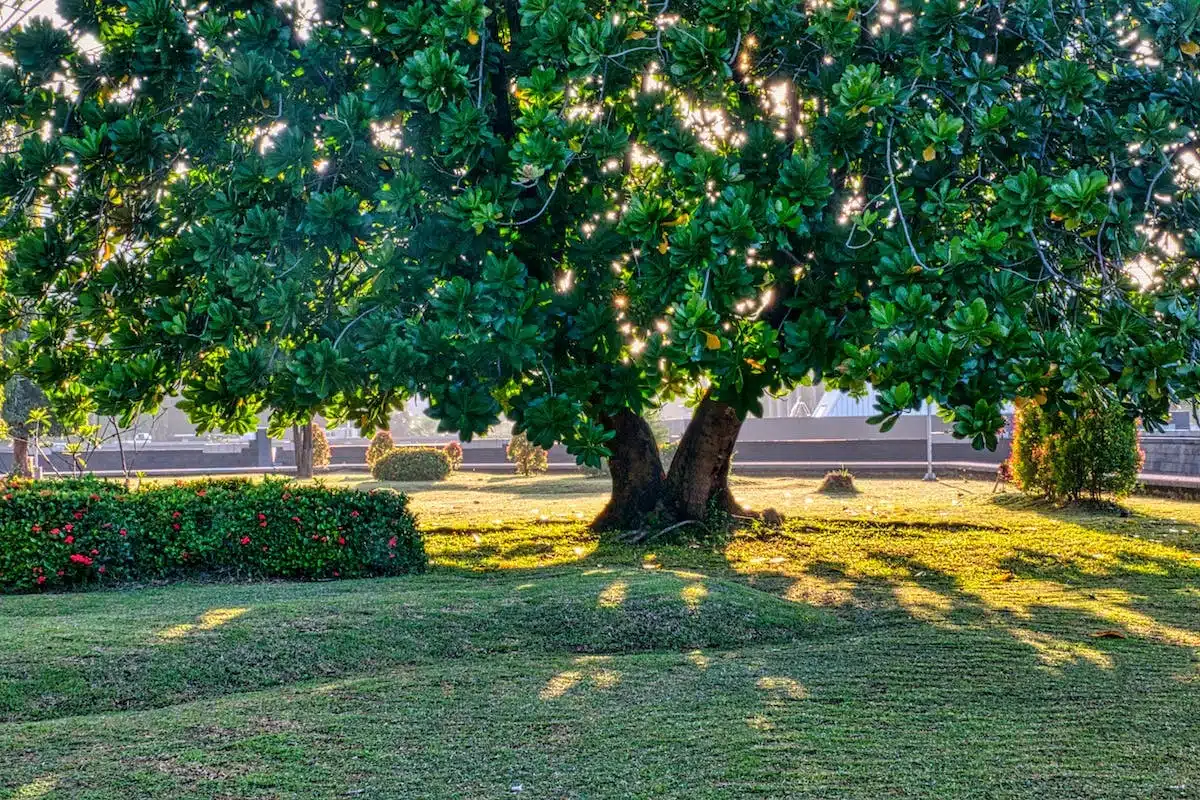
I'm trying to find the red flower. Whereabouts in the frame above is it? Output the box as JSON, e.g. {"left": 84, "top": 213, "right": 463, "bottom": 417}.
{"left": 337, "top": 537, "right": 346, "bottom": 546}
{"left": 4, "top": 493, "right": 11, "bottom": 500}
{"left": 56, "top": 570, "right": 64, "bottom": 577}
{"left": 89, "top": 493, "right": 100, "bottom": 501}
{"left": 51, "top": 528, "right": 60, "bottom": 535}
{"left": 387, "top": 536, "right": 397, "bottom": 549}
{"left": 98, "top": 566, "right": 106, "bottom": 574}
{"left": 119, "top": 529, "right": 127, "bottom": 537}
{"left": 69, "top": 553, "right": 93, "bottom": 566}
{"left": 64, "top": 535, "right": 74, "bottom": 544}
{"left": 36, "top": 575, "right": 46, "bottom": 585}
{"left": 291, "top": 516, "right": 301, "bottom": 523}
{"left": 90, "top": 549, "right": 98, "bottom": 555}
{"left": 196, "top": 489, "right": 207, "bottom": 497}
{"left": 65, "top": 523, "right": 74, "bottom": 532}
{"left": 257, "top": 513, "right": 266, "bottom": 521}
{"left": 261, "top": 545, "right": 268, "bottom": 552}
{"left": 282, "top": 493, "right": 291, "bottom": 500}
{"left": 333, "top": 570, "right": 339, "bottom": 577}
{"left": 172, "top": 523, "right": 181, "bottom": 531}
{"left": 73, "top": 511, "right": 83, "bottom": 520}
{"left": 239, "top": 536, "right": 251, "bottom": 545}
{"left": 311, "top": 534, "right": 319, "bottom": 541}
{"left": 350, "top": 510, "right": 360, "bottom": 518}
{"left": 259, "top": 521, "right": 267, "bottom": 527}
{"left": 172, "top": 511, "right": 182, "bottom": 519}
{"left": 31, "top": 524, "right": 40, "bottom": 533}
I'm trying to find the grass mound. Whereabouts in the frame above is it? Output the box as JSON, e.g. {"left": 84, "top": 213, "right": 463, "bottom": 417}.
{"left": 0, "top": 569, "right": 837, "bottom": 722}
{"left": 817, "top": 468, "right": 859, "bottom": 494}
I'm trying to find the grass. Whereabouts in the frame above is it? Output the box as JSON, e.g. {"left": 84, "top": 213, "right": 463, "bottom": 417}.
{"left": 2, "top": 473, "right": 1199, "bottom": 798}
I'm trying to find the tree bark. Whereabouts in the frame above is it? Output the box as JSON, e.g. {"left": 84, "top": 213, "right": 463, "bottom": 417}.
{"left": 293, "top": 422, "right": 314, "bottom": 479}
{"left": 11, "top": 434, "right": 30, "bottom": 478}
{"left": 665, "top": 391, "right": 746, "bottom": 521}
{"left": 591, "top": 410, "right": 666, "bottom": 531}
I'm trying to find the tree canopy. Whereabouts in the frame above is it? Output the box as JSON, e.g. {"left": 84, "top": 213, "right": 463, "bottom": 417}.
{"left": 0, "top": 0, "right": 1197, "bottom": 503}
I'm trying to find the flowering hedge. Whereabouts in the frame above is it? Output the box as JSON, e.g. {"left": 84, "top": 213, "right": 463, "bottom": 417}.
{"left": 0, "top": 477, "right": 424, "bottom": 593}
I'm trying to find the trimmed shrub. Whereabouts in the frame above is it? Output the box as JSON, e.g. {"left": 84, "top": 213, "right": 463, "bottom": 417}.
{"left": 817, "top": 468, "right": 858, "bottom": 494}
{"left": 443, "top": 440, "right": 463, "bottom": 470}
{"left": 371, "top": 447, "right": 452, "bottom": 482}
{"left": 1009, "top": 400, "right": 1143, "bottom": 503}
{"left": 507, "top": 432, "right": 548, "bottom": 476}
{"left": 0, "top": 477, "right": 424, "bottom": 593}
{"left": 312, "top": 426, "right": 331, "bottom": 468}
{"left": 366, "top": 430, "right": 395, "bottom": 466}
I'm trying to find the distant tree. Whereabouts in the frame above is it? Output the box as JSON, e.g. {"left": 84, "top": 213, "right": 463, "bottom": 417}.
{"left": 507, "top": 432, "right": 548, "bottom": 477}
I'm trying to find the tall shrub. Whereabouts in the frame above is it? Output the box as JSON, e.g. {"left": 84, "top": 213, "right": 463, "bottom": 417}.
{"left": 1010, "top": 400, "right": 1142, "bottom": 503}
{"left": 312, "top": 426, "right": 331, "bottom": 469}
{"left": 366, "top": 431, "right": 395, "bottom": 467}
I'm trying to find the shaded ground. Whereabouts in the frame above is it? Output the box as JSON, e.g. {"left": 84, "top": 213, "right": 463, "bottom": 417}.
{"left": 2, "top": 475, "right": 1198, "bottom": 798}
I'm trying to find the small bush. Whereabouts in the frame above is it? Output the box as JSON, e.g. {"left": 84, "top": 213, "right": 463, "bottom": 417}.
{"left": 507, "top": 432, "right": 548, "bottom": 476}
{"left": 1009, "top": 399, "right": 1143, "bottom": 503}
{"left": 366, "top": 431, "right": 395, "bottom": 466}
{"left": 371, "top": 447, "right": 452, "bottom": 482}
{"left": 817, "top": 468, "right": 858, "bottom": 494}
{"left": 0, "top": 477, "right": 425, "bottom": 593}
{"left": 312, "top": 426, "right": 331, "bottom": 468}
{"left": 443, "top": 440, "right": 463, "bottom": 470}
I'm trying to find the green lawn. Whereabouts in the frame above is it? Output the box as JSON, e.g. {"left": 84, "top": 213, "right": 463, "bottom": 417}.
{"left": 3, "top": 474, "right": 1199, "bottom": 798}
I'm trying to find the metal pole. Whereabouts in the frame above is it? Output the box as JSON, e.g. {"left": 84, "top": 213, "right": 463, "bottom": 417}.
{"left": 923, "top": 402, "right": 937, "bottom": 481}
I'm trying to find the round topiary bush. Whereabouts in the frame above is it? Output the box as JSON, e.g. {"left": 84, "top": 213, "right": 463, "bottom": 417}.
{"left": 366, "top": 430, "right": 395, "bottom": 466}
{"left": 371, "top": 447, "right": 452, "bottom": 482}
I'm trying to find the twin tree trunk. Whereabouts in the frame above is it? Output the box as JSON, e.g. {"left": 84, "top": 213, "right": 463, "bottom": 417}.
{"left": 293, "top": 422, "right": 315, "bottom": 480}
{"left": 591, "top": 392, "right": 746, "bottom": 531}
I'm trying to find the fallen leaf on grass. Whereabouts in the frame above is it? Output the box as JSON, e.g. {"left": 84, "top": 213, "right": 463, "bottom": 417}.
{"left": 1092, "top": 630, "right": 1127, "bottom": 639}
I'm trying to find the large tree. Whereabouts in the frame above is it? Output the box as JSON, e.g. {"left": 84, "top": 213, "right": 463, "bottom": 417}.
{"left": 1, "top": 0, "right": 1198, "bottom": 528}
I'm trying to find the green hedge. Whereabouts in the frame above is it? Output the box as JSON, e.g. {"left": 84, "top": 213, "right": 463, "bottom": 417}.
{"left": 0, "top": 477, "right": 425, "bottom": 593}
{"left": 371, "top": 448, "right": 452, "bottom": 482}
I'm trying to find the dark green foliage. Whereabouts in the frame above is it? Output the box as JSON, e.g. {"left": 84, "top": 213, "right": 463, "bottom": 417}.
{"left": 371, "top": 447, "right": 452, "bottom": 482}
{"left": 365, "top": 430, "right": 395, "bottom": 466}
{"left": 1010, "top": 401, "right": 1144, "bottom": 503}
{"left": 507, "top": 432, "right": 548, "bottom": 477}
{"left": 0, "top": 478, "right": 424, "bottom": 593}
{"left": 0, "top": 0, "right": 1197, "bottom": 465}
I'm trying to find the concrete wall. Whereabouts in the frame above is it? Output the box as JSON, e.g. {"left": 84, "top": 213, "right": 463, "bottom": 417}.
{"left": 5, "top": 423, "right": 1195, "bottom": 479}
{"left": 1141, "top": 435, "right": 1200, "bottom": 476}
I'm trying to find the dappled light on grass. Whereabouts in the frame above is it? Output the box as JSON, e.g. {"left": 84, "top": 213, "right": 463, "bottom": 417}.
{"left": 598, "top": 580, "right": 628, "bottom": 608}
{"left": 755, "top": 676, "right": 807, "bottom": 701}
{"left": 682, "top": 581, "right": 708, "bottom": 610}
{"left": 9, "top": 778, "right": 57, "bottom": 799}
{"left": 1007, "top": 626, "right": 1115, "bottom": 671}
{"left": 539, "top": 656, "right": 622, "bottom": 700}
{"left": 157, "top": 607, "right": 249, "bottom": 642}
